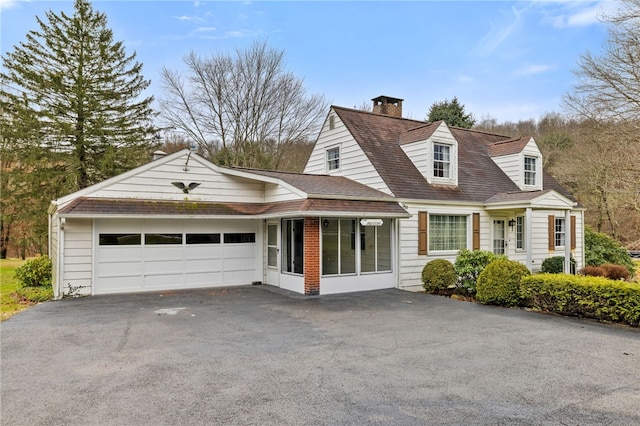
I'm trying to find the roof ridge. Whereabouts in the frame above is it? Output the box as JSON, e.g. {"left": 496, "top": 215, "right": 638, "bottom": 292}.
{"left": 331, "top": 105, "right": 425, "bottom": 124}
{"left": 488, "top": 136, "right": 530, "bottom": 146}
{"left": 449, "top": 126, "right": 512, "bottom": 139}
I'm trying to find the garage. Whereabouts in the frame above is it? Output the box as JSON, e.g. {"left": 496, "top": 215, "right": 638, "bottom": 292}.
{"left": 94, "top": 219, "right": 260, "bottom": 294}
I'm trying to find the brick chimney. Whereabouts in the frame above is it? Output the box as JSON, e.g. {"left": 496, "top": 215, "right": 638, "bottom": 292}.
{"left": 372, "top": 95, "right": 403, "bottom": 117}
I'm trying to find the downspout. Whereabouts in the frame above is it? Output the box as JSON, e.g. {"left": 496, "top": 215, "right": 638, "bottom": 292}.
{"left": 564, "top": 209, "right": 571, "bottom": 274}
{"left": 57, "top": 218, "right": 65, "bottom": 300}
{"left": 395, "top": 218, "right": 400, "bottom": 289}
{"left": 525, "top": 207, "right": 533, "bottom": 270}
{"left": 580, "top": 209, "right": 586, "bottom": 270}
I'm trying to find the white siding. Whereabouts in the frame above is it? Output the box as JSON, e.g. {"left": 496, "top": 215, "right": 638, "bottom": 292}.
{"left": 304, "top": 110, "right": 391, "bottom": 194}
{"left": 492, "top": 154, "right": 521, "bottom": 188}
{"left": 62, "top": 219, "right": 93, "bottom": 296}
{"left": 401, "top": 123, "right": 458, "bottom": 186}
{"left": 78, "top": 154, "right": 265, "bottom": 203}
{"left": 529, "top": 209, "right": 583, "bottom": 272}
{"left": 264, "top": 183, "right": 300, "bottom": 203}
{"left": 50, "top": 215, "right": 59, "bottom": 294}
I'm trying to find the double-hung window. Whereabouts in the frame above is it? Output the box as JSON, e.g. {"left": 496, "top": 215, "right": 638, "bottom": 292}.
{"left": 516, "top": 216, "right": 525, "bottom": 250}
{"left": 326, "top": 146, "right": 340, "bottom": 171}
{"left": 554, "top": 217, "right": 566, "bottom": 248}
{"left": 524, "top": 156, "right": 537, "bottom": 186}
{"left": 433, "top": 144, "right": 451, "bottom": 178}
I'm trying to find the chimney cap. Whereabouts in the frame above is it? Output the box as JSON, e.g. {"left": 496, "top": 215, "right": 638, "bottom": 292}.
{"left": 372, "top": 95, "right": 404, "bottom": 103}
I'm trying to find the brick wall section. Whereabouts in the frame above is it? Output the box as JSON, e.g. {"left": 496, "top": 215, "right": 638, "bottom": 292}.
{"left": 304, "top": 217, "right": 320, "bottom": 295}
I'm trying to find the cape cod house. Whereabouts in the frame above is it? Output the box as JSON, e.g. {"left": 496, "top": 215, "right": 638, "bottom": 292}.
{"left": 48, "top": 96, "right": 583, "bottom": 298}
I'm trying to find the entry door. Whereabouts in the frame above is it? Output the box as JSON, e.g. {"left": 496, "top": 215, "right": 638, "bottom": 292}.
{"left": 493, "top": 219, "right": 506, "bottom": 255}
{"left": 266, "top": 221, "right": 280, "bottom": 286}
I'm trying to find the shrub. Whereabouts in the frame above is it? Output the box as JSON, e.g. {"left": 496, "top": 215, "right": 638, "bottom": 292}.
{"left": 541, "top": 256, "right": 576, "bottom": 274}
{"left": 520, "top": 274, "right": 640, "bottom": 326}
{"left": 600, "top": 264, "right": 630, "bottom": 281}
{"left": 580, "top": 265, "right": 605, "bottom": 277}
{"left": 476, "top": 259, "right": 531, "bottom": 306}
{"left": 16, "top": 286, "right": 53, "bottom": 303}
{"left": 585, "top": 226, "right": 635, "bottom": 277}
{"left": 422, "top": 259, "right": 457, "bottom": 293}
{"left": 454, "top": 249, "right": 506, "bottom": 293}
{"left": 14, "top": 256, "right": 52, "bottom": 287}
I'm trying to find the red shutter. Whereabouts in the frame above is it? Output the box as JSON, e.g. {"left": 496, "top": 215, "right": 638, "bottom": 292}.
{"left": 472, "top": 213, "right": 480, "bottom": 250}
{"left": 418, "top": 211, "right": 428, "bottom": 255}
{"left": 548, "top": 215, "right": 555, "bottom": 251}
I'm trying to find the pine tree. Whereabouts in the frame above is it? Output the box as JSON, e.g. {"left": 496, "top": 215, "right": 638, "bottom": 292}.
{"left": 426, "top": 97, "right": 476, "bottom": 129}
{"left": 1, "top": 0, "right": 156, "bottom": 256}
{"left": 1, "top": 0, "right": 156, "bottom": 190}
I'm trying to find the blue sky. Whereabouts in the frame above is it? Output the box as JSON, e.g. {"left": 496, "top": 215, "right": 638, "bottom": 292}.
{"left": 1, "top": 0, "right": 616, "bottom": 122}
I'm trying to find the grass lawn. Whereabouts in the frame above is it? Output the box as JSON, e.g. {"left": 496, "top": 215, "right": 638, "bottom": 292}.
{"left": 0, "top": 258, "right": 28, "bottom": 321}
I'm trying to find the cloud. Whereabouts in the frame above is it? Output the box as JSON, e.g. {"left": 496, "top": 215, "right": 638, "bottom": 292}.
{"left": 534, "top": 0, "right": 616, "bottom": 28}
{"left": 0, "top": 0, "right": 18, "bottom": 11}
{"left": 514, "top": 64, "right": 554, "bottom": 76}
{"left": 474, "top": 6, "right": 523, "bottom": 56}
{"left": 175, "top": 15, "right": 204, "bottom": 23}
{"left": 193, "top": 26, "right": 217, "bottom": 33}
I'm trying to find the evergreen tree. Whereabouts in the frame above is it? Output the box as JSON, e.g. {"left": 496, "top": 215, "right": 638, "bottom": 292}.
{"left": 427, "top": 97, "right": 476, "bottom": 128}
{"left": 1, "top": 0, "right": 156, "bottom": 190}
{"left": 1, "top": 0, "right": 156, "bottom": 256}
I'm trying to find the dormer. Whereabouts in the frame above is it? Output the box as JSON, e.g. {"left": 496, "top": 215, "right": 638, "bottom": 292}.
{"left": 399, "top": 121, "right": 458, "bottom": 186}
{"left": 488, "top": 137, "right": 543, "bottom": 191}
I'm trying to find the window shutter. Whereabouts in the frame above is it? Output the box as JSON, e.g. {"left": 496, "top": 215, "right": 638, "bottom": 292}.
{"left": 571, "top": 215, "right": 576, "bottom": 250}
{"left": 548, "top": 215, "right": 555, "bottom": 251}
{"left": 418, "top": 211, "right": 428, "bottom": 255}
{"left": 472, "top": 213, "right": 480, "bottom": 250}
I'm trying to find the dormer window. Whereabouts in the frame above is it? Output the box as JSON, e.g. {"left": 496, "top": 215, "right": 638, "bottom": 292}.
{"left": 326, "top": 146, "right": 340, "bottom": 172}
{"left": 524, "top": 156, "right": 537, "bottom": 187}
{"left": 433, "top": 143, "right": 451, "bottom": 178}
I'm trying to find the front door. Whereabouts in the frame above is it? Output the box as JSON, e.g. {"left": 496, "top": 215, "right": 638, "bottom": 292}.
{"left": 492, "top": 219, "right": 506, "bottom": 255}
{"left": 266, "top": 221, "right": 280, "bottom": 286}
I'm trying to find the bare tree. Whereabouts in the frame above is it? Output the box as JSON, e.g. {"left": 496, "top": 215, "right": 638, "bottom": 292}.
{"left": 563, "top": 0, "right": 640, "bottom": 121}
{"left": 158, "top": 41, "right": 328, "bottom": 169}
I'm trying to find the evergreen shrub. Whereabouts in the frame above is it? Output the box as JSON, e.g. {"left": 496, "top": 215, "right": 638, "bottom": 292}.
{"left": 520, "top": 274, "right": 640, "bottom": 326}
{"left": 14, "top": 256, "right": 52, "bottom": 287}
{"left": 476, "top": 259, "right": 531, "bottom": 306}
{"left": 422, "top": 259, "right": 457, "bottom": 293}
{"left": 541, "top": 256, "right": 576, "bottom": 274}
{"left": 454, "top": 249, "right": 506, "bottom": 293}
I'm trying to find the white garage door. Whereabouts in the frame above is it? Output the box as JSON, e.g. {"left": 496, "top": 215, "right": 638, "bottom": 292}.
{"left": 95, "top": 219, "right": 260, "bottom": 294}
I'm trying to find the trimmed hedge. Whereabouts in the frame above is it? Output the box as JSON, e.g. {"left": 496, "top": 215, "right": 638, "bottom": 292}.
{"left": 15, "top": 256, "right": 52, "bottom": 287}
{"left": 520, "top": 274, "right": 640, "bottom": 326}
{"left": 422, "top": 259, "right": 457, "bottom": 293}
{"left": 476, "top": 259, "right": 530, "bottom": 307}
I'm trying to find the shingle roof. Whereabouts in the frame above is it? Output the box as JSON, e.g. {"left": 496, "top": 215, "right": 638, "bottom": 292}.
{"left": 332, "top": 106, "right": 578, "bottom": 204}
{"left": 58, "top": 197, "right": 409, "bottom": 217}
{"left": 229, "top": 168, "right": 393, "bottom": 200}
{"left": 486, "top": 137, "right": 531, "bottom": 157}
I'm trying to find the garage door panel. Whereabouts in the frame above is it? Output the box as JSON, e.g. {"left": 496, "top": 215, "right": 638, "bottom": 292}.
{"left": 98, "top": 261, "right": 142, "bottom": 277}
{"left": 99, "top": 247, "right": 142, "bottom": 261}
{"left": 95, "top": 219, "right": 259, "bottom": 294}
{"left": 99, "top": 276, "right": 143, "bottom": 293}
{"left": 144, "top": 274, "right": 184, "bottom": 288}
{"left": 185, "top": 258, "right": 222, "bottom": 273}
{"left": 144, "top": 259, "right": 184, "bottom": 275}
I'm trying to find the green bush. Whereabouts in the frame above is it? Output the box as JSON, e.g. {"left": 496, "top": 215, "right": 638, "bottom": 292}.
{"left": 454, "top": 249, "right": 506, "bottom": 293}
{"left": 585, "top": 227, "right": 635, "bottom": 277}
{"left": 541, "top": 256, "right": 576, "bottom": 274}
{"left": 422, "top": 259, "right": 457, "bottom": 293}
{"left": 14, "top": 256, "right": 52, "bottom": 287}
{"left": 16, "top": 286, "right": 53, "bottom": 303}
{"left": 520, "top": 274, "right": 640, "bottom": 326}
{"left": 476, "top": 259, "right": 531, "bottom": 306}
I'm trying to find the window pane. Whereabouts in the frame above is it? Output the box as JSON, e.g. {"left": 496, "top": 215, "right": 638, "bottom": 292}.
{"left": 360, "top": 225, "right": 376, "bottom": 273}
{"left": 340, "top": 219, "right": 356, "bottom": 274}
{"left": 145, "top": 234, "right": 182, "bottom": 245}
{"left": 268, "top": 247, "right": 278, "bottom": 268}
{"left": 434, "top": 144, "right": 451, "bottom": 178}
{"left": 555, "top": 218, "right": 565, "bottom": 247}
{"left": 224, "top": 233, "right": 256, "bottom": 244}
{"left": 282, "top": 219, "right": 303, "bottom": 274}
{"left": 429, "top": 215, "right": 467, "bottom": 251}
{"left": 322, "top": 219, "right": 339, "bottom": 275}
{"left": 516, "top": 216, "right": 524, "bottom": 249}
{"left": 267, "top": 224, "right": 277, "bottom": 246}
{"left": 376, "top": 220, "right": 392, "bottom": 272}
{"left": 524, "top": 156, "right": 536, "bottom": 185}
{"left": 186, "top": 234, "right": 220, "bottom": 244}
{"left": 99, "top": 234, "right": 141, "bottom": 246}
{"left": 327, "top": 147, "right": 340, "bottom": 170}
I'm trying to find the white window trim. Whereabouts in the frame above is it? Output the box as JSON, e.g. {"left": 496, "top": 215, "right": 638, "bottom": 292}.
{"left": 515, "top": 215, "right": 526, "bottom": 251}
{"left": 326, "top": 144, "right": 341, "bottom": 173}
{"left": 427, "top": 213, "right": 469, "bottom": 254}
{"left": 428, "top": 139, "right": 458, "bottom": 186}
{"left": 522, "top": 154, "right": 541, "bottom": 190}
{"left": 554, "top": 217, "right": 566, "bottom": 249}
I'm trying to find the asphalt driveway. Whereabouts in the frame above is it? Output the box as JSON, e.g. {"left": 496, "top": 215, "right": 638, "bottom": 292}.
{"left": 1, "top": 286, "right": 639, "bottom": 425}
